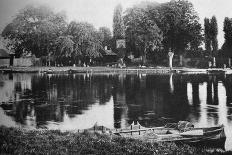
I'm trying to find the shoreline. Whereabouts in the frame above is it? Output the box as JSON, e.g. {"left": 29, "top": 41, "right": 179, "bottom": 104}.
{"left": 0, "top": 66, "right": 174, "bottom": 74}
{"left": 1, "top": 66, "right": 231, "bottom": 74}
{"left": 0, "top": 126, "right": 231, "bottom": 155}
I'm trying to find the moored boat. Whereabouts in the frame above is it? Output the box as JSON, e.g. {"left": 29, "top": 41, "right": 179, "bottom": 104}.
{"left": 84, "top": 121, "right": 226, "bottom": 149}
{"left": 178, "top": 69, "right": 207, "bottom": 74}
{"left": 113, "top": 121, "right": 226, "bottom": 149}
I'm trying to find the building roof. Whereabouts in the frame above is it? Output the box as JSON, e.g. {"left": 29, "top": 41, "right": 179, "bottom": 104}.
{"left": 103, "top": 49, "right": 117, "bottom": 56}
{"left": 0, "top": 49, "right": 10, "bottom": 58}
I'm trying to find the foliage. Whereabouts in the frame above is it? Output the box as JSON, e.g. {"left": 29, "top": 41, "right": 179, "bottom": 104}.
{"left": 1, "top": 5, "right": 103, "bottom": 61}
{"left": 54, "top": 35, "right": 74, "bottom": 57}
{"left": 1, "top": 5, "right": 67, "bottom": 57}
{"left": 211, "top": 16, "right": 218, "bottom": 54}
{"left": 113, "top": 4, "right": 125, "bottom": 40}
{"left": 204, "top": 18, "right": 212, "bottom": 53}
{"left": 98, "top": 27, "right": 112, "bottom": 48}
{"left": 222, "top": 17, "right": 232, "bottom": 57}
{"left": 204, "top": 16, "right": 218, "bottom": 57}
{"left": 155, "top": 0, "right": 203, "bottom": 54}
{"left": 1, "top": 126, "right": 231, "bottom": 155}
{"left": 66, "top": 21, "right": 102, "bottom": 58}
{"left": 124, "top": 0, "right": 202, "bottom": 61}
{"left": 124, "top": 6, "right": 163, "bottom": 62}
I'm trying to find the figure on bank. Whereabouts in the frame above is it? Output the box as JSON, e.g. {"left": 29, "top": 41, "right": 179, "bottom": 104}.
{"left": 168, "top": 49, "right": 174, "bottom": 70}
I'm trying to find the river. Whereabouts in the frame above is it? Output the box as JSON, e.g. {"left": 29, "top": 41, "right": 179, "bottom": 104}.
{"left": 0, "top": 73, "right": 232, "bottom": 150}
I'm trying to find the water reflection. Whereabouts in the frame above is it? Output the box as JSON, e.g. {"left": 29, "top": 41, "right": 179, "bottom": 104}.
{"left": 0, "top": 73, "right": 232, "bottom": 150}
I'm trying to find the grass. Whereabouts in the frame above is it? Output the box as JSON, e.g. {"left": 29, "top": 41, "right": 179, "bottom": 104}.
{"left": 0, "top": 126, "right": 231, "bottom": 155}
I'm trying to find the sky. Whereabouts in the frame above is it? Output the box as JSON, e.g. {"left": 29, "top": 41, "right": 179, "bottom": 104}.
{"left": 0, "top": 0, "right": 232, "bottom": 48}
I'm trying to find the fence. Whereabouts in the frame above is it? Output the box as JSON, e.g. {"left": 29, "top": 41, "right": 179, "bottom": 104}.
{"left": 0, "top": 59, "right": 10, "bottom": 67}
{"left": 171, "top": 57, "right": 231, "bottom": 68}
{"left": 13, "top": 58, "right": 41, "bottom": 67}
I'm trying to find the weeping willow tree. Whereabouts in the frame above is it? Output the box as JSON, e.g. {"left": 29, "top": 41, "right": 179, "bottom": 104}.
{"left": 67, "top": 21, "right": 102, "bottom": 62}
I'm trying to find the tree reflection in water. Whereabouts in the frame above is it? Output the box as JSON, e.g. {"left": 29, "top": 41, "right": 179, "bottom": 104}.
{"left": 0, "top": 73, "right": 232, "bottom": 150}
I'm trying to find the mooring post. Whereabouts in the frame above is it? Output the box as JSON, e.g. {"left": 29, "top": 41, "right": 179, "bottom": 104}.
{"left": 131, "top": 125, "right": 132, "bottom": 135}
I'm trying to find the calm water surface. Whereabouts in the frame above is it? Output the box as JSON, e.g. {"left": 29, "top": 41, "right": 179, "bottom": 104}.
{"left": 0, "top": 73, "right": 232, "bottom": 150}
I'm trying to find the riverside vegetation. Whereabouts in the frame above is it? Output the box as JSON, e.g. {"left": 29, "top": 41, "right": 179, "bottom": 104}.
{"left": 0, "top": 126, "right": 232, "bottom": 155}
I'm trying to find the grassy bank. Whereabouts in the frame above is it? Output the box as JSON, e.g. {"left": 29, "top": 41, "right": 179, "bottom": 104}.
{"left": 0, "top": 126, "right": 231, "bottom": 155}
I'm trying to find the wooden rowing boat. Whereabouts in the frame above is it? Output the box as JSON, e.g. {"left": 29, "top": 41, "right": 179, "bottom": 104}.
{"left": 85, "top": 121, "right": 226, "bottom": 149}
{"left": 113, "top": 121, "right": 226, "bottom": 149}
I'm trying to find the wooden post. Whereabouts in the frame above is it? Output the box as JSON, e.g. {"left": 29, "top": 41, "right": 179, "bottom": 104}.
{"left": 229, "top": 58, "right": 231, "bottom": 68}
{"left": 179, "top": 55, "right": 183, "bottom": 66}
{"left": 131, "top": 125, "right": 132, "bottom": 135}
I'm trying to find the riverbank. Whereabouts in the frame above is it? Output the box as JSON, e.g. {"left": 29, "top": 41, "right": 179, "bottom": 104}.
{"left": 0, "top": 66, "right": 172, "bottom": 74}
{"left": 0, "top": 126, "right": 231, "bottom": 155}
{"left": 1, "top": 66, "right": 232, "bottom": 74}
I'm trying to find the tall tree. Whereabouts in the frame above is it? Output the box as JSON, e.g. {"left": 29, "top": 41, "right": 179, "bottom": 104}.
{"left": 98, "top": 27, "right": 112, "bottom": 48}
{"left": 222, "top": 17, "right": 232, "bottom": 57}
{"left": 124, "top": 6, "right": 163, "bottom": 62}
{"left": 204, "top": 16, "right": 218, "bottom": 57}
{"left": 155, "top": 0, "right": 203, "bottom": 54}
{"left": 211, "top": 16, "right": 218, "bottom": 56}
{"left": 204, "top": 18, "right": 211, "bottom": 53}
{"left": 113, "top": 4, "right": 125, "bottom": 39}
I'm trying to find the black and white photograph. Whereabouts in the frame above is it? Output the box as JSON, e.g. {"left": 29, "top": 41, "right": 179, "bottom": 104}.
{"left": 0, "top": 0, "right": 232, "bottom": 154}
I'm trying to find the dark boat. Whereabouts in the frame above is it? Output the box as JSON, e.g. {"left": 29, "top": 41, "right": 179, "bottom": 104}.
{"left": 113, "top": 121, "right": 226, "bottom": 149}
{"left": 150, "top": 125, "right": 226, "bottom": 149}
{"left": 84, "top": 121, "right": 226, "bottom": 149}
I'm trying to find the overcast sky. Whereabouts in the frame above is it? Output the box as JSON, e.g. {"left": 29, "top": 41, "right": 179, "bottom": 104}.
{"left": 0, "top": 0, "right": 232, "bottom": 48}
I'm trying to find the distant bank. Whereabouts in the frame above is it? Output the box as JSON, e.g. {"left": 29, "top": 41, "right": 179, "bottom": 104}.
{"left": 0, "top": 66, "right": 173, "bottom": 74}
{"left": 1, "top": 66, "right": 232, "bottom": 75}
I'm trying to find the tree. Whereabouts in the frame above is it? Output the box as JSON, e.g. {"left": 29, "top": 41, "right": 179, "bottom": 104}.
{"left": 113, "top": 4, "right": 125, "bottom": 40}
{"left": 211, "top": 16, "right": 218, "bottom": 56}
{"left": 204, "top": 16, "right": 218, "bottom": 57}
{"left": 222, "top": 17, "right": 232, "bottom": 57}
{"left": 155, "top": 0, "right": 203, "bottom": 54}
{"left": 66, "top": 21, "right": 102, "bottom": 59}
{"left": 124, "top": 6, "right": 163, "bottom": 63}
{"left": 1, "top": 5, "right": 67, "bottom": 57}
{"left": 98, "top": 27, "right": 112, "bottom": 48}
{"left": 204, "top": 18, "right": 211, "bottom": 53}
{"left": 54, "top": 35, "right": 74, "bottom": 57}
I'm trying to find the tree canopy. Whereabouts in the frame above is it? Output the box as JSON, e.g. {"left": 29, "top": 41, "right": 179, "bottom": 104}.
{"left": 124, "top": 5, "right": 163, "bottom": 61}
{"left": 1, "top": 1, "right": 205, "bottom": 65}
{"left": 66, "top": 21, "right": 102, "bottom": 58}
{"left": 98, "top": 27, "right": 112, "bottom": 49}
{"left": 204, "top": 16, "right": 218, "bottom": 57}
{"left": 123, "top": 0, "right": 202, "bottom": 61}
{"left": 1, "top": 5, "right": 106, "bottom": 61}
{"left": 113, "top": 4, "right": 125, "bottom": 40}
{"left": 155, "top": 0, "right": 203, "bottom": 54}
{"left": 2, "top": 5, "right": 67, "bottom": 57}
{"left": 222, "top": 17, "right": 232, "bottom": 57}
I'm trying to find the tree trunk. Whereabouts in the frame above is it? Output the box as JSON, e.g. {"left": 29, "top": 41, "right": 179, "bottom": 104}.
{"left": 143, "top": 44, "right": 147, "bottom": 65}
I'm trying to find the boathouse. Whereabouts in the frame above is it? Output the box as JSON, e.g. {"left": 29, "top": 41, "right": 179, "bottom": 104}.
{"left": 0, "top": 48, "right": 13, "bottom": 67}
